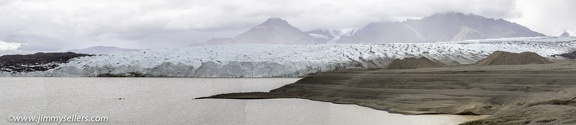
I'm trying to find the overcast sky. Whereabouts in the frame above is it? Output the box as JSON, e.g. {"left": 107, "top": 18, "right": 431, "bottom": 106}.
{"left": 0, "top": 0, "right": 574, "bottom": 52}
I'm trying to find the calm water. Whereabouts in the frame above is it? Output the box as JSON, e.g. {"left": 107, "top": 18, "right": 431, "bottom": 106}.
{"left": 0, "top": 78, "right": 485, "bottom": 125}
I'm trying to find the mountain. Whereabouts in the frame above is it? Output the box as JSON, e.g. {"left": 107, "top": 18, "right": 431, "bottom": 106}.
{"left": 561, "top": 31, "right": 570, "bottom": 37}
{"left": 338, "top": 12, "right": 546, "bottom": 43}
{"left": 69, "top": 46, "right": 138, "bottom": 54}
{"left": 338, "top": 22, "right": 428, "bottom": 43}
{"left": 230, "top": 18, "right": 322, "bottom": 44}
{"left": 192, "top": 18, "right": 322, "bottom": 46}
{"left": 190, "top": 13, "right": 545, "bottom": 45}
{"left": 306, "top": 29, "right": 357, "bottom": 43}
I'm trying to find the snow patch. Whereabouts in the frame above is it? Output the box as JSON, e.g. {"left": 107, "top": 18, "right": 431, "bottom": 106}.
{"left": 309, "top": 33, "right": 330, "bottom": 39}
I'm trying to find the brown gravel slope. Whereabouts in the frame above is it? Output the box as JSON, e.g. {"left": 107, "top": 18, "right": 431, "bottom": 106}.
{"left": 200, "top": 62, "right": 576, "bottom": 115}
{"left": 385, "top": 57, "right": 443, "bottom": 69}
{"left": 475, "top": 51, "right": 551, "bottom": 66}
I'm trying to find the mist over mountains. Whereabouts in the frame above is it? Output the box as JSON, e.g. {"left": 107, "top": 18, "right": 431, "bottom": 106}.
{"left": 69, "top": 46, "right": 138, "bottom": 54}
{"left": 191, "top": 12, "right": 545, "bottom": 46}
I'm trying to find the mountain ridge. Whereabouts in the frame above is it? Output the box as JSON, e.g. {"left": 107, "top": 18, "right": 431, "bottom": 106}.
{"left": 192, "top": 12, "right": 546, "bottom": 45}
{"left": 338, "top": 12, "right": 545, "bottom": 43}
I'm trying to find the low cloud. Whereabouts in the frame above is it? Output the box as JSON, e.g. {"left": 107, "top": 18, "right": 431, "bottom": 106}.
{"left": 0, "top": 41, "right": 22, "bottom": 55}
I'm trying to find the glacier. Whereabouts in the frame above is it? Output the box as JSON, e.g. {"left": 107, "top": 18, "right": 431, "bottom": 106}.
{"left": 4, "top": 37, "right": 576, "bottom": 77}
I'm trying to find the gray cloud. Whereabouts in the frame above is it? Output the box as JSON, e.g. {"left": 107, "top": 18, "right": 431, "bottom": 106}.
{"left": 0, "top": 0, "right": 571, "bottom": 51}
{"left": 511, "top": 0, "right": 576, "bottom": 36}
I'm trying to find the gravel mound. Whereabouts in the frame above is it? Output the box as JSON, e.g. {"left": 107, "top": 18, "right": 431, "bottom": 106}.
{"left": 476, "top": 51, "right": 551, "bottom": 66}
{"left": 385, "top": 57, "right": 442, "bottom": 69}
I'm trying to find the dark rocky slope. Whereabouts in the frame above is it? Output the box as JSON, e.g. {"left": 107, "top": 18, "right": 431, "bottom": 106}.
{"left": 0, "top": 52, "right": 92, "bottom": 73}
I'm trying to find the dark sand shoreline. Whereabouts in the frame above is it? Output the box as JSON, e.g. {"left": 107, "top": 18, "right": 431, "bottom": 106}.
{"left": 200, "top": 61, "right": 576, "bottom": 124}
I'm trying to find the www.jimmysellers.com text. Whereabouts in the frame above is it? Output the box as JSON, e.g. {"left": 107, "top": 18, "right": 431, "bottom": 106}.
{"left": 7, "top": 114, "right": 108, "bottom": 123}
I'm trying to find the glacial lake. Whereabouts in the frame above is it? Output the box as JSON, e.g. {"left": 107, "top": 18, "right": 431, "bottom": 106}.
{"left": 0, "top": 78, "right": 486, "bottom": 125}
